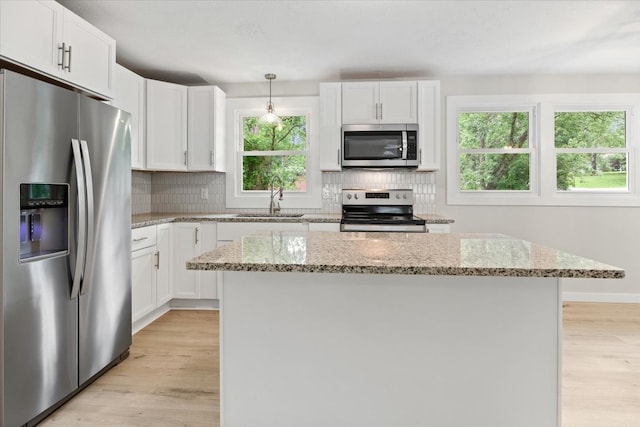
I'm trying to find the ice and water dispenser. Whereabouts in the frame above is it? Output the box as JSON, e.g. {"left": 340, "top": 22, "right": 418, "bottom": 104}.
{"left": 19, "top": 183, "right": 69, "bottom": 262}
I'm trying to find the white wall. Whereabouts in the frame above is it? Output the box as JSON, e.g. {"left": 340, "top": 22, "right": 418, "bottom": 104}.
{"left": 436, "top": 74, "right": 640, "bottom": 302}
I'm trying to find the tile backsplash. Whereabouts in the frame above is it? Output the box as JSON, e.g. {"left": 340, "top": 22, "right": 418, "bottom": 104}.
{"left": 132, "top": 170, "right": 437, "bottom": 215}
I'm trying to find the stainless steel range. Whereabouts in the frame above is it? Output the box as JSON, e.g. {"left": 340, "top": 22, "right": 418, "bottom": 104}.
{"left": 340, "top": 189, "right": 426, "bottom": 232}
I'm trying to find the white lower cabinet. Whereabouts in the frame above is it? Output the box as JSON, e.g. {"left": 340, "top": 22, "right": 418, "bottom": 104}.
{"left": 131, "top": 244, "right": 156, "bottom": 322}
{"left": 172, "top": 222, "right": 217, "bottom": 300}
{"left": 131, "top": 225, "right": 167, "bottom": 330}
{"left": 172, "top": 223, "right": 201, "bottom": 298}
{"left": 155, "top": 223, "right": 172, "bottom": 304}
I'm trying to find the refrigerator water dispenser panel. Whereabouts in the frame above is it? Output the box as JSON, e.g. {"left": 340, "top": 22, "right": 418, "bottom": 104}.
{"left": 19, "top": 183, "right": 69, "bottom": 262}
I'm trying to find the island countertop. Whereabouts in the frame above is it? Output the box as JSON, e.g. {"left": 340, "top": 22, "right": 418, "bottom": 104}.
{"left": 186, "top": 231, "right": 624, "bottom": 279}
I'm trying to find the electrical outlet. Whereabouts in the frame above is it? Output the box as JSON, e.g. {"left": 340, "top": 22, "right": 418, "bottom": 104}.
{"left": 200, "top": 187, "right": 209, "bottom": 200}
{"left": 322, "top": 187, "right": 331, "bottom": 199}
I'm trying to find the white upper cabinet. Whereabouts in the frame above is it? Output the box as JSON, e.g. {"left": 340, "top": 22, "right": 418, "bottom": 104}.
{"left": 59, "top": 8, "right": 115, "bottom": 98}
{"left": 319, "top": 82, "right": 342, "bottom": 171}
{"left": 0, "top": 0, "right": 115, "bottom": 98}
{"left": 342, "top": 81, "right": 417, "bottom": 124}
{"left": 0, "top": 0, "right": 62, "bottom": 77}
{"left": 145, "top": 79, "right": 188, "bottom": 171}
{"left": 417, "top": 81, "right": 441, "bottom": 171}
{"left": 112, "top": 64, "right": 145, "bottom": 169}
{"left": 187, "top": 86, "right": 226, "bottom": 172}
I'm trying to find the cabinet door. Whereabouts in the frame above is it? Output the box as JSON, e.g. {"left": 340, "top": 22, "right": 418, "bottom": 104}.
{"left": 319, "top": 82, "right": 342, "bottom": 171}
{"left": 188, "top": 86, "right": 226, "bottom": 172}
{"left": 172, "top": 223, "right": 201, "bottom": 298}
{"left": 199, "top": 223, "right": 218, "bottom": 299}
{"left": 60, "top": 7, "right": 115, "bottom": 97}
{"left": 342, "top": 82, "right": 379, "bottom": 124}
{"left": 417, "top": 81, "right": 441, "bottom": 171}
{"left": 113, "top": 64, "right": 145, "bottom": 169}
{"left": 131, "top": 246, "right": 156, "bottom": 322}
{"left": 156, "top": 223, "right": 172, "bottom": 305}
{"left": 146, "top": 79, "right": 188, "bottom": 170}
{"left": 0, "top": 0, "right": 63, "bottom": 76}
{"left": 379, "top": 81, "right": 417, "bottom": 124}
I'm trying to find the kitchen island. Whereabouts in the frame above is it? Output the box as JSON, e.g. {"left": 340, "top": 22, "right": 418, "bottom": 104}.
{"left": 187, "top": 231, "right": 623, "bottom": 427}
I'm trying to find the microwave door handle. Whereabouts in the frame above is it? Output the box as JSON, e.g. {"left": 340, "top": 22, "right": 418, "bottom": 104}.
{"left": 71, "top": 139, "right": 86, "bottom": 300}
{"left": 402, "top": 131, "right": 408, "bottom": 160}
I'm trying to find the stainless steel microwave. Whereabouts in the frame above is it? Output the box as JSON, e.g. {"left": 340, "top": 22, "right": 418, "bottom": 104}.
{"left": 342, "top": 124, "right": 419, "bottom": 168}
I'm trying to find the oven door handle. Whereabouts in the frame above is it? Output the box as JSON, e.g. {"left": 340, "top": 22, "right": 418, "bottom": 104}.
{"left": 401, "top": 131, "right": 408, "bottom": 160}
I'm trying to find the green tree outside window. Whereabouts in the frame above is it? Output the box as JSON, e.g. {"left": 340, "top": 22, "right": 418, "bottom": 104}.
{"left": 242, "top": 115, "right": 308, "bottom": 191}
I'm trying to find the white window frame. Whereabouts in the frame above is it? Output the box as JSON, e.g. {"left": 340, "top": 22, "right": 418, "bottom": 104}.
{"left": 225, "top": 96, "right": 322, "bottom": 209}
{"left": 447, "top": 94, "right": 640, "bottom": 206}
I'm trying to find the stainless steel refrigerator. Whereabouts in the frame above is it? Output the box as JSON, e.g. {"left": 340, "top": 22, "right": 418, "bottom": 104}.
{"left": 0, "top": 69, "right": 132, "bottom": 426}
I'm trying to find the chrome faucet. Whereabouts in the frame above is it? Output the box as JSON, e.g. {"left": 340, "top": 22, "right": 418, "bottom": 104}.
{"left": 269, "top": 175, "right": 284, "bottom": 214}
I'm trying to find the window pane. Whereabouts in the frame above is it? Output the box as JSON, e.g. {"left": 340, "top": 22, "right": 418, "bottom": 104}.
{"left": 460, "top": 153, "right": 530, "bottom": 190}
{"left": 243, "top": 116, "right": 307, "bottom": 151}
{"left": 242, "top": 155, "right": 307, "bottom": 191}
{"left": 459, "top": 112, "right": 529, "bottom": 149}
{"left": 554, "top": 111, "right": 625, "bottom": 148}
{"left": 556, "top": 153, "right": 627, "bottom": 191}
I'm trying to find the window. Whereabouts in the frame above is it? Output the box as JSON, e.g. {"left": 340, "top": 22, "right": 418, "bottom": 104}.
{"left": 447, "top": 94, "right": 640, "bottom": 206}
{"left": 458, "top": 110, "right": 533, "bottom": 191}
{"left": 241, "top": 115, "right": 308, "bottom": 191}
{"left": 226, "top": 96, "right": 321, "bottom": 209}
{"left": 554, "top": 111, "right": 627, "bottom": 192}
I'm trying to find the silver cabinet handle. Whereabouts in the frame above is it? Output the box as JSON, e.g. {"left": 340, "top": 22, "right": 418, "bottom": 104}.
{"left": 66, "top": 45, "right": 72, "bottom": 72}
{"left": 58, "top": 43, "right": 66, "bottom": 69}
{"left": 71, "top": 139, "right": 87, "bottom": 300}
{"left": 132, "top": 236, "right": 148, "bottom": 242}
{"left": 375, "top": 103, "right": 379, "bottom": 120}
{"left": 195, "top": 227, "right": 199, "bottom": 244}
{"left": 337, "top": 148, "right": 341, "bottom": 166}
{"left": 184, "top": 150, "right": 188, "bottom": 166}
{"left": 79, "top": 140, "right": 94, "bottom": 296}
{"left": 154, "top": 251, "right": 160, "bottom": 269}
{"left": 379, "top": 103, "right": 383, "bottom": 120}
{"left": 419, "top": 148, "right": 423, "bottom": 163}
{"left": 210, "top": 150, "right": 214, "bottom": 166}
{"left": 58, "top": 43, "right": 71, "bottom": 71}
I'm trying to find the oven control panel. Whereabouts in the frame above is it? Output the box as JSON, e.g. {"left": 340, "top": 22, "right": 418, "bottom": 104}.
{"left": 342, "top": 189, "right": 413, "bottom": 205}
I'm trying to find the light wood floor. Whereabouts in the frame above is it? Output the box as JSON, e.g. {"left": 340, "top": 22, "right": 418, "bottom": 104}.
{"left": 39, "top": 303, "right": 639, "bottom": 426}
{"left": 39, "top": 310, "right": 219, "bottom": 426}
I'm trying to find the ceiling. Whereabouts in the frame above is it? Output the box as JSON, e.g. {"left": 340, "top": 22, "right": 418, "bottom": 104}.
{"left": 57, "top": 0, "right": 640, "bottom": 86}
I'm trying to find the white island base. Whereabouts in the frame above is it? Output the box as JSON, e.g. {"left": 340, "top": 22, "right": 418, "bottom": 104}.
{"left": 219, "top": 271, "right": 561, "bottom": 427}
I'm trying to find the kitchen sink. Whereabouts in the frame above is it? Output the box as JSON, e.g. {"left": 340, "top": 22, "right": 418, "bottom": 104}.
{"left": 234, "top": 213, "right": 304, "bottom": 218}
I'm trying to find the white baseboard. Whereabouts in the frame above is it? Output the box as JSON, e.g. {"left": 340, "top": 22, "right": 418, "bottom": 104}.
{"left": 132, "top": 299, "right": 220, "bottom": 335}
{"left": 562, "top": 292, "right": 640, "bottom": 303}
{"left": 132, "top": 303, "right": 171, "bottom": 334}
{"left": 170, "top": 298, "right": 219, "bottom": 310}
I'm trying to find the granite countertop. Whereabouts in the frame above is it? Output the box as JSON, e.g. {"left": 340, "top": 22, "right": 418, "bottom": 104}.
{"left": 186, "top": 231, "right": 624, "bottom": 279}
{"left": 131, "top": 212, "right": 453, "bottom": 229}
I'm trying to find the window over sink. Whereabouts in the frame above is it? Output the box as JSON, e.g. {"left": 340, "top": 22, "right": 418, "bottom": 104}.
{"left": 225, "top": 96, "right": 321, "bottom": 209}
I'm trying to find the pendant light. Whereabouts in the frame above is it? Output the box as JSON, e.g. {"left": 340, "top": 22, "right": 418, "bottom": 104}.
{"left": 259, "top": 73, "right": 284, "bottom": 130}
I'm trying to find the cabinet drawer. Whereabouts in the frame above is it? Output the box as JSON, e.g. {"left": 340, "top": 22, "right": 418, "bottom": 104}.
{"left": 131, "top": 226, "right": 157, "bottom": 250}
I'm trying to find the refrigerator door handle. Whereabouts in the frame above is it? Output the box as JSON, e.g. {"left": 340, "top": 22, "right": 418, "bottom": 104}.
{"left": 71, "top": 139, "right": 87, "bottom": 299}
{"left": 79, "top": 140, "right": 95, "bottom": 296}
